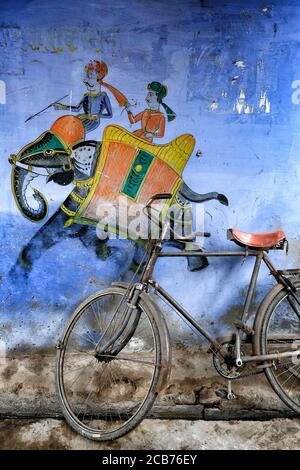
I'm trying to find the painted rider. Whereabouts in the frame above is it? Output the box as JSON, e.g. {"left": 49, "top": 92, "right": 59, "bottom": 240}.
{"left": 54, "top": 60, "right": 127, "bottom": 133}
{"left": 123, "top": 82, "right": 207, "bottom": 272}
{"left": 125, "top": 81, "right": 176, "bottom": 142}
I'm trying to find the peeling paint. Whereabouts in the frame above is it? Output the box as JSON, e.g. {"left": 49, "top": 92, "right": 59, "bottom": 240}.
{"left": 0, "top": 80, "right": 6, "bottom": 104}
{"left": 233, "top": 89, "right": 271, "bottom": 114}
{"left": 258, "top": 91, "right": 271, "bottom": 113}
{"left": 233, "top": 89, "right": 254, "bottom": 114}
{"left": 233, "top": 60, "right": 246, "bottom": 69}
{"left": 221, "top": 89, "right": 227, "bottom": 98}
{"left": 209, "top": 100, "right": 218, "bottom": 111}
{"left": 261, "top": 5, "right": 273, "bottom": 18}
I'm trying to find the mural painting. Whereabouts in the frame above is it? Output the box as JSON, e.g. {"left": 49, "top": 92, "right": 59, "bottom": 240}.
{"left": 8, "top": 59, "right": 227, "bottom": 282}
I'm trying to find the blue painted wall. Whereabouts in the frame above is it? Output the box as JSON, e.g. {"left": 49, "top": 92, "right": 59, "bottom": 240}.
{"left": 1, "top": 0, "right": 300, "bottom": 349}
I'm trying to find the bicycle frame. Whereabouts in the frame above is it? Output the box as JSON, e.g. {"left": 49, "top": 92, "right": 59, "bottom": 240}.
{"left": 138, "top": 239, "right": 300, "bottom": 364}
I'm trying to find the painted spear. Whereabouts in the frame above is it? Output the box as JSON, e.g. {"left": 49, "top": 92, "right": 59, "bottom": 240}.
{"left": 25, "top": 94, "right": 69, "bottom": 123}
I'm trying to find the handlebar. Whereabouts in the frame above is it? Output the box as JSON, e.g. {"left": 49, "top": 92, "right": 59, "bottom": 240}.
{"left": 143, "top": 193, "right": 211, "bottom": 240}
{"left": 143, "top": 193, "right": 172, "bottom": 231}
{"left": 145, "top": 193, "right": 173, "bottom": 208}
{"left": 176, "top": 231, "right": 211, "bottom": 242}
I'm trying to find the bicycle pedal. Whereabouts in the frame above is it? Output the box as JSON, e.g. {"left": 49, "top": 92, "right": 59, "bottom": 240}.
{"left": 227, "top": 391, "right": 237, "bottom": 400}
{"left": 226, "top": 380, "right": 237, "bottom": 400}
{"left": 233, "top": 320, "right": 255, "bottom": 336}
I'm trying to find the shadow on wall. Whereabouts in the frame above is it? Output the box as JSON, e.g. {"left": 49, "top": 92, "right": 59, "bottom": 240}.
{"left": 0, "top": 213, "right": 137, "bottom": 351}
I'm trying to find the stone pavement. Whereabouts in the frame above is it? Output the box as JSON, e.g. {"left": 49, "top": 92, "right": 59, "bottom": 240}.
{"left": 1, "top": 417, "right": 300, "bottom": 450}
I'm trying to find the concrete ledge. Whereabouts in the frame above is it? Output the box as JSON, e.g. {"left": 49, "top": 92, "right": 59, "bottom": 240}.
{"left": 0, "top": 347, "right": 296, "bottom": 421}
{"left": 203, "top": 408, "right": 297, "bottom": 421}
{"left": 0, "top": 404, "right": 296, "bottom": 421}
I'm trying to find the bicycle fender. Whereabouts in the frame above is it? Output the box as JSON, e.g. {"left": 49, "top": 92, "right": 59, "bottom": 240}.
{"left": 111, "top": 282, "right": 172, "bottom": 393}
{"left": 252, "top": 283, "right": 285, "bottom": 356}
{"left": 111, "top": 281, "right": 132, "bottom": 289}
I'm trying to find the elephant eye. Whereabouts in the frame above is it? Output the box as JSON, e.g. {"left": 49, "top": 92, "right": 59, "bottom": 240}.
{"left": 43, "top": 149, "right": 55, "bottom": 156}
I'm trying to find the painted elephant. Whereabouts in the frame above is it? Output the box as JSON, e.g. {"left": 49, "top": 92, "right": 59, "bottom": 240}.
{"left": 9, "top": 120, "right": 228, "bottom": 278}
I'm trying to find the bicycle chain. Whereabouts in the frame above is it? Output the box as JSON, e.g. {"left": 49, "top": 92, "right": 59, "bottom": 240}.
{"left": 234, "top": 366, "right": 264, "bottom": 380}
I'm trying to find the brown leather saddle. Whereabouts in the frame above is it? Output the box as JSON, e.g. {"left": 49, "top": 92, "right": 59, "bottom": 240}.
{"left": 227, "top": 228, "right": 286, "bottom": 250}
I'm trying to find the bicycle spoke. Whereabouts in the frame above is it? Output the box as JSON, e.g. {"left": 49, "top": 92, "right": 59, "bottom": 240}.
{"left": 286, "top": 373, "right": 298, "bottom": 393}
{"left": 63, "top": 360, "right": 95, "bottom": 376}
{"left": 72, "top": 330, "right": 97, "bottom": 347}
{"left": 57, "top": 289, "right": 161, "bottom": 439}
{"left": 67, "top": 358, "right": 96, "bottom": 388}
{"left": 80, "top": 362, "right": 104, "bottom": 420}
{"left": 263, "top": 287, "right": 300, "bottom": 413}
{"left": 96, "top": 354, "right": 156, "bottom": 367}
{"left": 68, "top": 348, "right": 94, "bottom": 357}
{"left": 91, "top": 303, "right": 103, "bottom": 333}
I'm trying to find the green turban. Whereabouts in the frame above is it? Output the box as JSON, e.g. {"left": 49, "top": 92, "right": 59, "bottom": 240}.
{"left": 147, "top": 81, "right": 176, "bottom": 122}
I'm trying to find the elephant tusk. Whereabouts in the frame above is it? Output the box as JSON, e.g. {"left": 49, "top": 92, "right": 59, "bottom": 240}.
{"left": 12, "top": 162, "right": 49, "bottom": 177}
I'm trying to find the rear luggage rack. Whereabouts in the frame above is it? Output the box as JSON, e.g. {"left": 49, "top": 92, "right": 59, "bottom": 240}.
{"left": 277, "top": 269, "right": 300, "bottom": 277}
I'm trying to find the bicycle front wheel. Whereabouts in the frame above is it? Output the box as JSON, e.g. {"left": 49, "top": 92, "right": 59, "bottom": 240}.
{"left": 56, "top": 286, "right": 163, "bottom": 441}
{"left": 258, "top": 281, "right": 300, "bottom": 414}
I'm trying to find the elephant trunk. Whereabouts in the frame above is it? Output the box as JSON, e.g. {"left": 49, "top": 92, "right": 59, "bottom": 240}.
{"left": 11, "top": 165, "right": 48, "bottom": 222}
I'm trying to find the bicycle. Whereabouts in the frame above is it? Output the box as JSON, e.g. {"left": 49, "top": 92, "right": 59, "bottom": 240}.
{"left": 56, "top": 193, "right": 300, "bottom": 441}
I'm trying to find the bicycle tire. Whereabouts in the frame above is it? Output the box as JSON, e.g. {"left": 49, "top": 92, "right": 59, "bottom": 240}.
{"left": 255, "top": 280, "right": 300, "bottom": 414}
{"left": 56, "top": 286, "right": 165, "bottom": 441}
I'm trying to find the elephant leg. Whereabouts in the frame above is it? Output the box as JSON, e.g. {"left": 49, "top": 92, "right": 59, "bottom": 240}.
{"left": 10, "top": 209, "right": 87, "bottom": 278}
{"left": 130, "top": 239, "right": 209, "bottom": 272}
{"left": 131, "top": 242, "right": 148, "bottom": 272}
{"left": 78, "top": 226, "right": 111, "bottom": 261}
{"left": 130, "top": 238, "right": 208, "bottom": 274}
{"left": 167, "top": 239, "right": 209, "bottom": 272}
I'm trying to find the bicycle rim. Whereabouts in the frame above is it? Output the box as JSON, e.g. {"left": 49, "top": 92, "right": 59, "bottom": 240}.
{"left": 260, "top": 287, "right": 300, "bottom": 414}
{"left": 56, "top": 287, "right": 162, "bottom": 441}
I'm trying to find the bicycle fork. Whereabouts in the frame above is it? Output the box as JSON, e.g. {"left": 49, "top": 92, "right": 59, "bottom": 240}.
{"left": 95, "top": 284, "right": 143, "bottom": 358}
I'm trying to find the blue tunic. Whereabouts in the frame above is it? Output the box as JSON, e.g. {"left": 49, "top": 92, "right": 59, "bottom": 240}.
{"left": 68, "top": 92, "right": 113, "bottom": 132}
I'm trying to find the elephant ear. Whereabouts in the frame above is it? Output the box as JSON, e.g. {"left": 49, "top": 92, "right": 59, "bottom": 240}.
{"left": 47, "top": 169, "right": 74, "bottom": 186}
{"left": 17, "top": 131, "right": 70, "bottom": 166}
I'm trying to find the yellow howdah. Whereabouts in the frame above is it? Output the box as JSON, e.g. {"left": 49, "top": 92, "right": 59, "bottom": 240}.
{"left": 66, "top": 125, "right": 195, "bottom": 237}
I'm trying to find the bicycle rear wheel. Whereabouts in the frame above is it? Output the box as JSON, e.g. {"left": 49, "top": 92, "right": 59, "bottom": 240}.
{"left": 258, "top": 281, "right": 300, "bottom": 414}
{"left": 56, "top": 286, "right": 163, "bottom": 441}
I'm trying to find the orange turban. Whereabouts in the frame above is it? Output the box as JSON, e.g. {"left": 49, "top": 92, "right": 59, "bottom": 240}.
{"left": 85, "top": 60, "right": 128, "bottom": 107}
